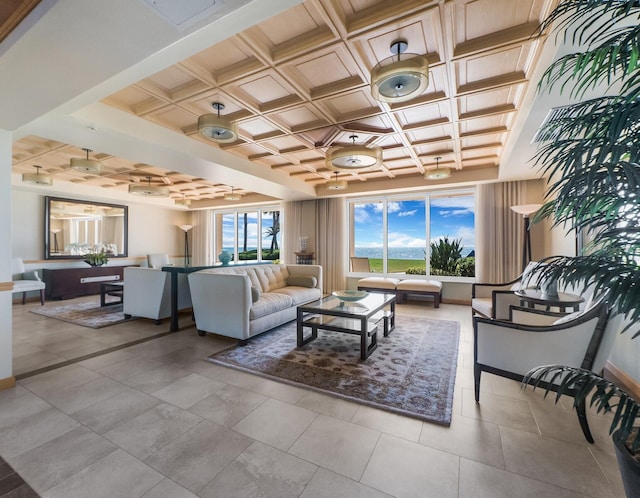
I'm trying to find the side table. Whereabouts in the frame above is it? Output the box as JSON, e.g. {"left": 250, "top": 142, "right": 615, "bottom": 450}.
{"left": 514, "top": 288, "right": 584, "bottom": 313}
{"left": 100, "top": 281, "right": 124, "bottom": 307}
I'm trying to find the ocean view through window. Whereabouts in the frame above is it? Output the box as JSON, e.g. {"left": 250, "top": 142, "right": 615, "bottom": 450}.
{"left": 350, "top": 192, "right": 475, "bottom": 276}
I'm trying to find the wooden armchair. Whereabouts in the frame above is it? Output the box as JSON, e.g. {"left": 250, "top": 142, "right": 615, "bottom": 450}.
{"left": 473, "top": 296, "right": 619, "bottom": 443}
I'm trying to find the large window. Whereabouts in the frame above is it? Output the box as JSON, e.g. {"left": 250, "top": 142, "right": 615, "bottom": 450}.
{"left": 349, "top": 191, "right": 475, "bottom": 277}
{"left": 214, "top": 206, "right": 281, "bottom": 263}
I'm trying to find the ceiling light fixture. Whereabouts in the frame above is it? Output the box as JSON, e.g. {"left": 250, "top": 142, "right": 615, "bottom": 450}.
{"left": 175, "top": 194, "right": 191, "bottom": 207}
{"left": 71, "top": 148, "right": 102, "bottom": 174}
{"left": 371, "top": 40, "right": 429, "bottom": 103}
{"left": 327, "top": 171, "right": 347, "bottom": 190}
{"left": 224, "top": 187, "right": 242, "bottom": 201}
{"left": 198, "top": 102, "right": 238, "bottom": 143}
{"left": 128, "top": 176, "right": 170, "bottom": 197}
{"left": 326, "top": 135, "right": 382, "bottom": 171}
{"left": 22, "top": 165, "right": 53, "bottom": 186}
{"left": 425, "top": 156, "right": 451, "bottom": 180}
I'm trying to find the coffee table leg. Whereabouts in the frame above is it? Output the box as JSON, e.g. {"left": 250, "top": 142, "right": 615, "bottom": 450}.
{"left": 297, "top": 309, "right": 318, "bottom": 347}
{"left": 360, "top": 317, "right": 378, "bottom": 360}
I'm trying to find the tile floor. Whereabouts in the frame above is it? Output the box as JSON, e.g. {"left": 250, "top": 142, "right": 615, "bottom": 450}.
{"left": 2, "top": 298, "right": 626, "bottom": 497}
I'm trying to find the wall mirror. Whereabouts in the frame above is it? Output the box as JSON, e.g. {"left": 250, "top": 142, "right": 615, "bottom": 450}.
{"left": 45, "top": 196, "right": 128, "bottom": 260}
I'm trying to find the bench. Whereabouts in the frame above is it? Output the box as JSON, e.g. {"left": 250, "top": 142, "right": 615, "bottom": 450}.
{"left": 357, "top": 277, "right": 442, "bottom": 308}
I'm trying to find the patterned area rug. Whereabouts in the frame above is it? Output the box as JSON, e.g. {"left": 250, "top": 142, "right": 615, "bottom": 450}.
{"left": 30, "top": 301, "right": 134, "bottom": 329}
{"left": 208, "top": 316, "right": 459, "bottom": 425}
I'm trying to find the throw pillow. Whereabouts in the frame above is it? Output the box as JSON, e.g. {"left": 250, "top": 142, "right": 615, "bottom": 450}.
{"left": 287, "top": 275, "right": 317, "bottom": 288}
{"left": 251, "top": 286, "right": 261, "bottom": 303}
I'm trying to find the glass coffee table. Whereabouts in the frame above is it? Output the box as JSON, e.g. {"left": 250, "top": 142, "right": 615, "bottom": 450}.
{"left": 296, "top": 292, "right": 395, "bottom": 360}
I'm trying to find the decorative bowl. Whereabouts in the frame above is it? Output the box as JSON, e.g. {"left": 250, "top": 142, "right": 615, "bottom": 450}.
{"left": 332, "top": 290, "right": 368, "bottom": 301}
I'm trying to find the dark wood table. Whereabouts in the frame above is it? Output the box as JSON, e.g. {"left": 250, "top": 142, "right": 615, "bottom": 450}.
{"left": 100, "top": 281, "right": 124, "bottom": 307}
{"left": 296, "top": 292, "right": 396, "bottom": 360}
{"left": 515, "top": 288, "right": 584, "bottom": 312}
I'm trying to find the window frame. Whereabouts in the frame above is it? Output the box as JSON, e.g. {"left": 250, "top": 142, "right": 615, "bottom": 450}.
{"left": 347, "top": 189, "right": 476, "bottom": 282}
{"left": 213, "top": 204, "right": 282, "bottom": 264}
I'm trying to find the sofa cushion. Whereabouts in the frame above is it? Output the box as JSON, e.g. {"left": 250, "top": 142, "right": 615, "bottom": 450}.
{"left": 256, "top": 265, "right": 290, "bottom": 292}
{"left": 272, "top": 286, "right": 322, "bottom": 306}
{"left": 251, "top": 286, "right": 261, "bottom": 303}
{"left": 471, "top": 297, "right": 493, "bottom": 318}
{"left": 250, "top": 292, "right": 293, "bottom": 320}
{"left": 287, "top": 275, "right": 317, "bottom": 288}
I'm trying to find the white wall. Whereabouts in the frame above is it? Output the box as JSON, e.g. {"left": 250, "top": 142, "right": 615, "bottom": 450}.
{"left": 1, "top": 131, "right": 13, "bottom": 381}
{"left": 12, "top": 187, "right": 190, "bottom": 268}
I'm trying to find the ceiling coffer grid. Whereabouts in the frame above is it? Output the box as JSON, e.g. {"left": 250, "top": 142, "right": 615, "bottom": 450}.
{"left": 12, "top": 0, "right": 554, "bottom": 198}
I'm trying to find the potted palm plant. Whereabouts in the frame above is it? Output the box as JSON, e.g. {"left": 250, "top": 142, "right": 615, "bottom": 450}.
{"left": 524, "top": 0, "right": 640, "bottom": 496}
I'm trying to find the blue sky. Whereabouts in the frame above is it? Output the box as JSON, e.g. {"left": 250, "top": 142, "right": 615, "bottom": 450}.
{"left": 353, "top": 195, "right": 475, "bottom": 248}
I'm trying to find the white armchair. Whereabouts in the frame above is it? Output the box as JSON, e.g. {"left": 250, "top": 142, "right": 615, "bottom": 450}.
{"left": 12, "top": 258, "right": 45, "bottom": 305}
{"left": 147, "top": 253, "right": 171, "bottom": 269}
{"left": 123, "top": 267, "right": 191, "bottom": 324}
{"left": 473, "top": 297, "right": 619, "bottom": 443}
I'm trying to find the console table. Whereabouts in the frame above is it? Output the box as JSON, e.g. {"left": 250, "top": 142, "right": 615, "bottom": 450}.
{"left": 43, "top": 266, "right": 130, "bottom": 300}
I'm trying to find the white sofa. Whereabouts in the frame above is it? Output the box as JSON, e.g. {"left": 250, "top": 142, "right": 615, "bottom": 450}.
{"left": 123, "top": 267, "right": 191, "bottom": 324}
{"left": 188, "top": 264, "right": 322, "bottom": 344}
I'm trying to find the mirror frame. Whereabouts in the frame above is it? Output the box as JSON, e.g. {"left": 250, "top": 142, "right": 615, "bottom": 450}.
{"left": 44, "top": 196, "right": 129, "bottom": 260}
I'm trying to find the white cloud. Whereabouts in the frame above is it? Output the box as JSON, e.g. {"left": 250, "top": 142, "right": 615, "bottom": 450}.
{"left": 387, "top": 201, "right": 401, "bottom": 213}
{"left": 398, "top": 209, "right": 417, "bottom": 217}
{"left": 388, "top": 231, "right": 426, "bottom": 248}
{"left": 431, "top": 196, "right": 475, "bottom": 215}
{"left": 430, "top": 226, "right": 475, "bottom": 247}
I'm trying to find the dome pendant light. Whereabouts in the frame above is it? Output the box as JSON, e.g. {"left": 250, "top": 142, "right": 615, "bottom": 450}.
{"left": 224, "top": 187, "right": 242, "bottom": 201}
{"left": 327, "top": 171, "right": 347, "bottom": 190}
{"left": 198, "top": 102, "right": 239, "bottom": 143}
{"left": 22, "top": 165, "right": 53, "bottom": 186}
{"left": 175, "top": 193, "right": 191, "bottom": 206}
{"left": 371, "top": 40, "right": 429, "bottom": 104}
{"left": 71, "top": 148, "right": 103, "bottom": 174}
{"left": 425, "top": 156, "right": 451, "bottom": 180}
{"left": 128, "top": 176, "right": 170, "bottom": 197}
{"left": 326, "top": 135, "right": 382, "bottom": 171}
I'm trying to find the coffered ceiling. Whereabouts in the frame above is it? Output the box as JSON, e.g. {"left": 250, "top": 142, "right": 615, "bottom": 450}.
{"left": 7, "top": 0, "right": 559, "bottom": 206}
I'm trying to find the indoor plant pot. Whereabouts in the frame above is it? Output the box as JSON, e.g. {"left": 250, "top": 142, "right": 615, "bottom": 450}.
{"left": 614, "top": 429, "right": 640, "bottom": 498}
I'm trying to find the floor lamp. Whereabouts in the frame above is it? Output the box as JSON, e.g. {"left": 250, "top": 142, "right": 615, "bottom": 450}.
{"left": 51, "top": 229, "right": 61, "bottom": 253}
{"left": 178, "top": 224, "right": 193, "bottom": 267}
{"left": 510, "top": 204, "right": 542, "bottom": 271}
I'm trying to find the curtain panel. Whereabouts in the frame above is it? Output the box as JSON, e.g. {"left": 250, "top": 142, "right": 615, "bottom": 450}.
{"left": 476, "top": 181, "right": 529, "bottom": 282}
{"left": 282, "top": 201, "right": 304, "bottom": 265}
{"left": 191, "top": 210, "right": 213, "bottom": 266}
{"left": 315, "top": 197, "right": 346, "bottom": 293}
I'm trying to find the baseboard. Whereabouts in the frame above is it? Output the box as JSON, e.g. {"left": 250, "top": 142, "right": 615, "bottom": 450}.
{"left": 442, "top": 298, "right": 471, "bottom": 305}
{"left": 0, "top": 376, "right": 16, "bottom": 391}
{"left": 604, "top": 361, "right": 640, "bottom": 402}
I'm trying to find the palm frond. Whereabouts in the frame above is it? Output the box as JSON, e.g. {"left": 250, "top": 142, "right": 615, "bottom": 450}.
{"left": 524, "top": 365, "right": 640, "bottom": 449}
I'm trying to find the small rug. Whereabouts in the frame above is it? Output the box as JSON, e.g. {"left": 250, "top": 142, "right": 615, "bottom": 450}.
{"left": 30, "top": 301, "right": 133, "bottom": 329}
{"left": 208, "top": 316, "right": 459, "bottom": 425}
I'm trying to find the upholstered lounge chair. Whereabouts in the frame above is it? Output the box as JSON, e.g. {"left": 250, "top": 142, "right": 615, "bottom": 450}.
{"left": 12, "top": 257, "right": 45, "bottom": 305}
{"left": 473, "top": 296, "right": 620, "bottom": 443}
{"left": 147, "top": 253, "right": 171, "bottom": 269}
{"left": 471, "top": 261, "right": 540, "bottom": 319}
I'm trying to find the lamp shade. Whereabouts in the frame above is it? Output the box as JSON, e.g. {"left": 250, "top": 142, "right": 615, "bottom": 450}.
{"left": 511, "top": 204, "right": 543, "bottom": 217}
{"left": 71, "top": 148, "right": 102, "bottom": 174}
{"left": 425, "top": 167, "right": 451, "bottom": 180}
{"left": 178, "top": 224, "right": 193, "bottom": 232}
{"left": 22, "top": 166, "right": 52, "bottom": 186}
{"left": 224, "top": 188, "right": 242, "bottom": 201}
{"left": 198, "top": 102, "right": 238, "bottom": 143}
{"left": 128, "top": 176, "right": 169, "bottom": 197}
{"left": 326, "top": 172, "right": 347, "bottom": 190}
{"left": 371, "top": 41, "right": 429, "bottom": 103}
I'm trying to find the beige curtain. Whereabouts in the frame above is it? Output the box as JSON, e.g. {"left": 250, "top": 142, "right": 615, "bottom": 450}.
{"left": 476, "top": 181, "right": 529, "bottom": 282}
{"left": 315, "top": 197, "right": 346, "bottom": 293}
{"left": 282, "top": 201, "right": 304, "bottom": 265}
{"left": 191, "top": 210, "right": 213, "bottom": 266}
